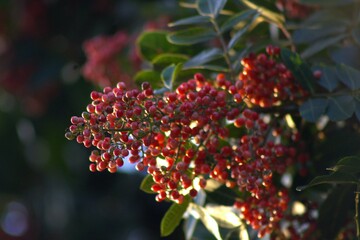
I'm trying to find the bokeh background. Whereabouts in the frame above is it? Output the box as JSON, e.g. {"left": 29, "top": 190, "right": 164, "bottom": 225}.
{"left": 0, "top": 0, "right": 184, "bottom": 239}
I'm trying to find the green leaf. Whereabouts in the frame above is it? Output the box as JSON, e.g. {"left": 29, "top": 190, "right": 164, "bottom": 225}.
{"left": 168, "top": 15, "right": 211, "bottom": 27}
{"left": 281, "top": 49, "right": 315, "bottom": 93}
{"left": 161, "top": 64, "right": 183, "bottom": 90}
{"left": 301, "top": 34, "right": 348, "bottom": 59}
{"left": 152, "top": 53, "right": 189, "bottom": 70}
{"left": 190, "top": 203, "right": 223, "bottom": 240}
{"left": 241, "top": 0, "right": 284, "bottom": 26}
{"left": 227, "top": 17, "right": 256, "bottom": 50}
{"left": 293, "top": 23, "right": 347, "bottom": 44}
{"left": 352, "top": 27, "right": 360, "bottom": 46}
{"left": 220, "top": 9, "right": 257, "bottom": 32}
{"left": 184, "top": 48, "right": 223, "bottom": 68}
{"left": 137, "top": 31, "right": 184, "bottom": 61}
{"left": 139, "top": 174, "right": 156, "bottom": 194}
{"left": 317, "top": 66, "right": 339, "bottom": 92}
{"left": 196, "top": 0, "right": 227, "bottom": 18}
{"left": 296, "top": 171, "right": 359, "bottom": 191}
{"left": 328, "top": 156, "right": 360, "bottom": 173}
{"left": 299, "top": 98, "right": 328, "bottom": 122}
{"left": 336, "top": 64, "right": 360, "bottom": 90}
{"left": 355, "top": 98, "right": 360, "bottom": 121}
{"left": 134, "top": 70, "right": 163, "bottom": 89}
{"left": 330, "top": 45, "right": 360, "bottom": 69}
{"left": 185, "top": 64, "right": 229, "bottom": 72}
{"left": 161, "top": 197, "right": 190, "bottom": 237}
{"left": 167, "top": 27, "right": 216, "bottom": 45}
{"left": 327, "top": 95, "right": 355, "bottom": 121}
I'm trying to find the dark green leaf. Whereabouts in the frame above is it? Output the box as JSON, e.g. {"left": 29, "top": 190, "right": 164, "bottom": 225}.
{"left": 301, "top": 34, "right": 348, "bottom": 59}
{"left": 327, "top": 95, "right": 355, "bottom": 121}
{"left": 137, "top": 31, "right": 183, "bottom": 61}
{"left": 227, "top": 16, "right": 257, "bottom": 50}
{"left": 293, "top": 23, "right": 347, "bottom": 44}
{"left": 167, "top": 27, "right": 216, "bottom": 45}
{"left": 168, "top": 15, "right": 210, "bottom": 27}
{"left": 185, "top": 64, "right": 228, "bottom": 72}
{"left": 355, "top": 98, "right": 360, "bottom": 121}
{"left": 139, "top": 174, "right": 156, "bottom": 194}
{"left": 241, "top": 0, "right": 284, "bottom": 26}
{"left": 328, "top": 156, "right": 360, "bottom": 173}
{"left": 161, "top": 64, "right": 183, "bottom": 90}
{"left": 336, "top": 64, "right": 360, "bottom": 90}
{"left": 330, "top": 45, "right": 360, "bottom": 69}
{"left": 317, "top": 66, "right": 339, "bottom": 92}
{"left": 296, "top": 171, "right": 359, "bottom": 191}
{"left": 152, "top": 53, "right": 189, "bottom": 70}
{"left": 134, "top": 70, "right": 163, "bottom": 89}
{"left": 220, "top": 9, "right": 257, "bottom": 32}
{"left": 352, "top": 27, "right": 360, "bottom": 46}
{"left": 318, "top": 185, "right": 354, "bottom": 239}
{"left": 184, "top": 48, "right": 223, "bottom": 68}
{"left": 161, "top": 197, "right": 190, "bottom": 237}
{"left": 281, "top": 49, "right": 315, "bottom": 92}
{"left": 299, "top": 98, "right": 328, "bottom": 122}
{"left": 197, "top": 0, "right": 227, "bottom": 18}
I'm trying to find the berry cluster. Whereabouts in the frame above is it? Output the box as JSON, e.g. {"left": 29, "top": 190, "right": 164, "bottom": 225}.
{"left": 66, "top": 71, "right": 308, "bottom": 236}
{"left": 237, "top": 45, "right": 307, "bottom": 107}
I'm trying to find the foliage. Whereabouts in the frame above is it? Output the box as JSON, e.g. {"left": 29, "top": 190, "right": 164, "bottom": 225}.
{"left": 65, "top": 0, "right": 360, "bottom": 239}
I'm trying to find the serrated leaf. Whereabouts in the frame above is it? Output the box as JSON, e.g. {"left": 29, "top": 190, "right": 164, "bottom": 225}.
{"left": 336, "top": 64, "right": 360, "bottom": 90}
{"left": 167, "top": 27, "right": 216, "bottom": 45}
{"left": 327, "top": 95, "right": 355, "bottom": 121}
{"left": 196, "top": 0, "right": 227, "bottom": 18}
{"left": 161, "top": 63, "right": 183, "bottom": 90}
{"left": 139, "top": 174, "right": 156, "bottom": 194}
{"left": 168, "top": 15, "right": 210, "bottom": 27}
{"left": 301, "top": 34, "right": 348, "bottom": 59}
{"left": 299, "top": 98, "right": 328, "bottom": 122}
{"left": 161, "top": 197, "right": 190, "bottom": 237}
{"left": 184, "top": 48, "right": 223, "bottom": 68}
{"left": 205, "top": 204, "right": 241, "bottom": 229}
{"left": 328, "top": 156, "right": 360, "bottom": 173}
{"left": 137, "top": 31, "right": 183, "bottom": 62}
{"left": 317, "top": 66, "right": 339, "bottom": 92}
{"left": 241, "top": 0, "right": 284, "bottom": 26}
{"left": 281, "top": 48, "right": 316, "bottom": 93}
{"left": 190, "top": 203, "right": 223, "bottom": 240}
{"left": 220, "top": 9, "right": 257, "bottom": 32}
{"left": 296, "top": 171, "right": 359, "bottom": 191}
{"left": 352, "top": 27, "right": 360, "bottom": 46}
{"left": 152, "top": 53, "right": 189, "bottom": 70}
{"left": 134, "top": 70, "right": 163, "bottom": 89}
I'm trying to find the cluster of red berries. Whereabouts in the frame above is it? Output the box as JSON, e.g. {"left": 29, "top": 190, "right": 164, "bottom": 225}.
{"left": 237, "top": 45, "right": 308, "bottom": 107}
{"left": 66, "top": 71, "right": 308, "bottom": 235}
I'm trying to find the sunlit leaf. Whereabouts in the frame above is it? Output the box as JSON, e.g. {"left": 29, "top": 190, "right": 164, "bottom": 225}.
{"left": 190, "top": 203, "right": 223, "bottom": 240}
{"left": 220, "top": 9, "right": 257, "bottom": 32}
{"left": 327, "top": 95, "right": 355, "bottom": 121}
{"left": 184, "top": 48, "right": 223, "bottom": 68}
{"left": 336, "top": 64, "right": 360, "bottom": 90}
{"left": 161, "top": 64, "right": 183, "bottom": 90}
{"left": 241, "top": 0, "right": 284, "bottom": 26}
{"left": 139, "top": 174, "right": 156, "bottom": 194}
{"left": 167, "top": 27, "right": 216, "bottom": 45}
{"left": 197, "top": 0, "right": 227, "bottom": 18}
{"left": 301, "top": 34, "right": 348, "bottom": 59}
{"left": 161, "top": 197, "right": 190, "bottom": 237}
{"left": 299, "top": 98, "right": 328, "bottom": 122}
{"left": 168, "top": 15, "right": 210, "bottom": 27}
{"left": 296, "top": 171, "right": 359, "bottom": 191}
{"left": 205, "top": 204, "right": 241, "bottom": 228}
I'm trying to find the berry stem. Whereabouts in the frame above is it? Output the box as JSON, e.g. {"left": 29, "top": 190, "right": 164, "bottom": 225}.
{"left": 209, "top": 18, "right": 236, "bottom": 82}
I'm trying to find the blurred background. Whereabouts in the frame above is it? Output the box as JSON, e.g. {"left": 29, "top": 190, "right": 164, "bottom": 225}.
{"left": 0, "top": 0, "right": 184, "bottom": 239}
